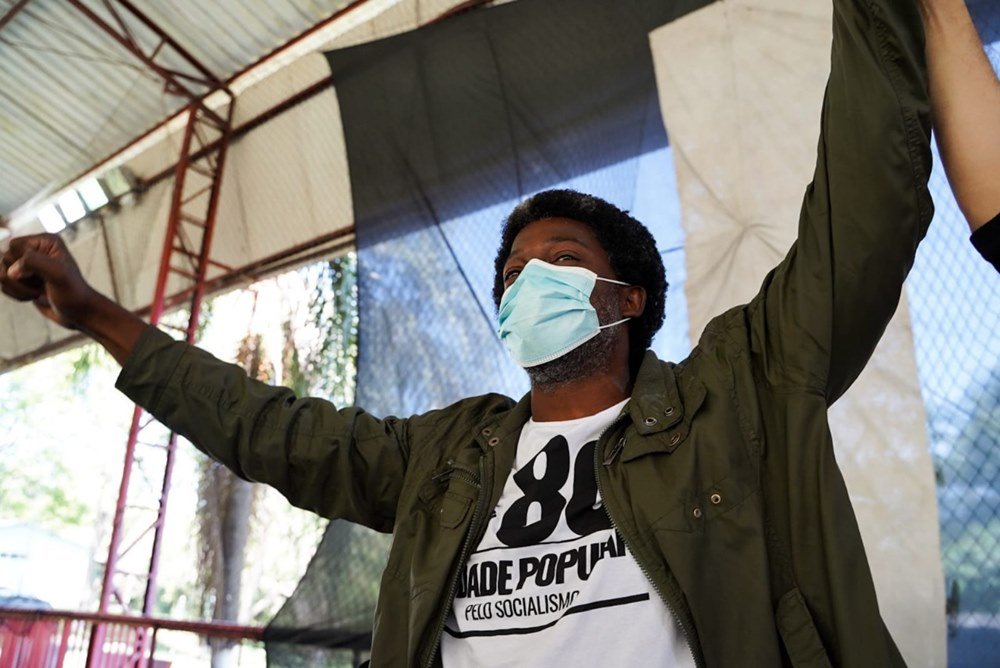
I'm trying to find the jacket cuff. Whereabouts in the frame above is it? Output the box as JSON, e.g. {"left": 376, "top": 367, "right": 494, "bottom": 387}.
{"left": 970, "top": 214, "right": 1000, "bottom": 273}
{"left": 114, "top": 325, "right": 188, "bottom": 412}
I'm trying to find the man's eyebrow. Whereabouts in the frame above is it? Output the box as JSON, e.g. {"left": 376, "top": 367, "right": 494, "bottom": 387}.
{"left": 505, "top": 236, "right": 592, "bottom": 264}
{"left": 545, "top": 235, "right": 592, "bottom": 247}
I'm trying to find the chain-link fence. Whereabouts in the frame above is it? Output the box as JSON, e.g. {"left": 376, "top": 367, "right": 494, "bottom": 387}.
{"left": 905, "top": 6, "right": 1000, "bottom": 666}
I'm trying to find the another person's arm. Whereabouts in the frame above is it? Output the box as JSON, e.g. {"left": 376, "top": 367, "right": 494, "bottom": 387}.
{"left": 923, "top": 0, "right": 999, "bottom": 229}
{"left": 0, "top": 233, "right": 408, "bottom": 530}
{"left": 921, "top": 0, "right": 1000, "bottom": 271}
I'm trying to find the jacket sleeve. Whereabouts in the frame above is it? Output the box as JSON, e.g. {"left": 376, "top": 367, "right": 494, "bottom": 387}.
{"left": 970, "top": 213, "right": 1000, "bottom": 273}
{"left": 115, "top": 325, "right": 407, "bottom": 532}
{"left": 745, "top": 0, "right": 934, "bottom": 404}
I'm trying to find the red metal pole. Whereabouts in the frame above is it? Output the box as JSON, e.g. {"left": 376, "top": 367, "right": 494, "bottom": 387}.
{"left": 66, "top": 1, "right": 228, "bottom": 134}
{"left": 0, "top": 607, "right": 266, "bottom": 640}
{"left": 113, "top": 0, "right": 226, "bottom": 88}
{"left": 56, "top": 618, "right": 71, "bottom": 668}
{"left": 80, "top": 40, "right": 232, "bottom": 664}
{"left": 148, "top": 110, "right": 198, "bottom": 328}
{"left": 148, "top": 626, "right": 159, "bottom": 667}
{"left": 95, "top": 404, "right": 144, "bottom": 614}
{"left": 186, "top": 106, "right": 233, "bottom": 338}
{"left": 142, "top": 101, "right": 233, "bottom": 615}
{"left": 140, "top": 433, "right": 177, "bottom": 616}
{"left": 92, "top": 109, "right": 198, "bottom": 634}
{"left": 0, "top": 0, "right": 32, "bottom": 33}
{"left": 54, "top": 6, "right": 236, "bottom": 638}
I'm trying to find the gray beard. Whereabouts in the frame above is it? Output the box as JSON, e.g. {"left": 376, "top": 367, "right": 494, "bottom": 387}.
{"left": 525, "top": 284, "right": 624, "bottom": 391}
{"left": 525, "top": 325, "right": 619, "bottom": 391}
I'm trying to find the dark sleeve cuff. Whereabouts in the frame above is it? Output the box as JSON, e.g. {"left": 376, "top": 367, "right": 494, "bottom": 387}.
{"left": 114, "top": 325, "right": 188, "bottom": 411}
{"left": 971, "top": 213, "right": 1000, "bottom": 273}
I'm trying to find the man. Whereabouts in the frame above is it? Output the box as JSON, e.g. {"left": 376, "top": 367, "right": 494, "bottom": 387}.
{"left": 1, "top": 0, "right": 935, "bottom": 665}
{"left": 924, "top": 0, "right": 1000, "bottom": 271}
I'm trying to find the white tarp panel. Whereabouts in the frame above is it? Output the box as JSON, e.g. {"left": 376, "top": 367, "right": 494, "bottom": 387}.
{"left": 213, "top": 60, "right": 353, "bottom": 273}
{"left": 0, "top": 64, "right": 354, "bottom": 366}
{"left": 651, "top": 2, "right": 945, "bottom": 666}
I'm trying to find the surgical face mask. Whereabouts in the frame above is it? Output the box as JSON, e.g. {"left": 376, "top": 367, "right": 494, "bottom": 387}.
{"left": 497, "top": 258, "right": 630, "bottom": 368}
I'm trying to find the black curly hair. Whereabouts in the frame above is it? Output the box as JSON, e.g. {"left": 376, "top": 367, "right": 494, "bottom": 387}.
{"left": 493, "top": 189, "right": 667, "bottom": 374}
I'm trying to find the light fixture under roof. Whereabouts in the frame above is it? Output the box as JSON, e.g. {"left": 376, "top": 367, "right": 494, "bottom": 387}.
{"left": 101, "top": 166, "right": 138, "bottom": 199}
{"left": 38, "top": 205, "right": 66, "bottom": 233}
{"left": 13, "top": 165, "right": 140, "bottom": 236}
{"left": 78, "top": 178, "right": 109, "bottom": 211}
{"left": 57, "top": 191, "right": 86, "bottom": 223}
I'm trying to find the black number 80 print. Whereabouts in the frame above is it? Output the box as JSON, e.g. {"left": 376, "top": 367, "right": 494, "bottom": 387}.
{"left": 496, "top": 436, "right": 610, "bottom": 548}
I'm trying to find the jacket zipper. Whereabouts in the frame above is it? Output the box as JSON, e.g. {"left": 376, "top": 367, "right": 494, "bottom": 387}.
{"left": 423, "top": 456, "right": 489, "bottom": 668}
{"left": 603, "top": 435, "right": 627, "bottom": 466}
{"left": 594, "top": 416, "right": 704, "bottom": 668}
{"left": 434, "top": 459, "right": 479, "bottom": 487}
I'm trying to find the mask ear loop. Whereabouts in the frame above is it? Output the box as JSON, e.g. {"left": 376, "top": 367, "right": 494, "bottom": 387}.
{"left": 596, "top": 277, "right": 630, "bottom": 287}
{"left": 597, "top": 317, "right": 630, "bottom": 331}
{"left": 594, "top": 277, "right": 632, "bottom": 331}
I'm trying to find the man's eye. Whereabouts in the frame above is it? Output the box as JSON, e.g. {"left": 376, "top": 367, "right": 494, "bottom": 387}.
{"left": 554, "top": 254, "right": 576, "bottom": 263}
{"left": 504, "top": 269, "right": 521, "bottom": 282}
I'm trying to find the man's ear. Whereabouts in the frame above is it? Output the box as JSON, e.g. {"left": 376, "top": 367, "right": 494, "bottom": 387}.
{"left": 623, "top": 285, "right": 646, "bottom": 318}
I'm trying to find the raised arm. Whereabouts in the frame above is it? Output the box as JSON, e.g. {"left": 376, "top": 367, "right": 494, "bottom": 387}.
{"left": 0, "top": 233, "right": 408, "bottom": 530}
{"left": 740, "top": 0, "right": 934, "bottom": 404}
{"left": 922, "top": 0, "right": 1000, "bottom": 231}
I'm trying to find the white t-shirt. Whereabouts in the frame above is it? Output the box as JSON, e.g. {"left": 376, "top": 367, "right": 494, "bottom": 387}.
{"left": 441, "top": 399, "right": 695, "bottom": 667}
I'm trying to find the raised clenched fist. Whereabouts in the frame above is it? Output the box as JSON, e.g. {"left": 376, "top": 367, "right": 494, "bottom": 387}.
{"left": 0, "top": 233, "right": 99, "bottom": 330}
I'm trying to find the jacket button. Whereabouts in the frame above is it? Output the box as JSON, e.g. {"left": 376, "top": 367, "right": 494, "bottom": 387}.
{"left": 669, "top": 434, "right": 680, "bottom": 446}
{"left": 664, "top": 406, "right": 674, "bottom": 416}
{"left": 710, "top": 493, "right": 722, "bottom": 505}
{"left": 692, "top": 507, "right": 703, "bottom": 519}
{"left": 488, "top": 437, "right": 500, "bottom": 447}
{"left": 482, "top": 428, "right": 493, "bottom": 436}
{"left": 644, "top": 417, "right": 658, "bottom": 426}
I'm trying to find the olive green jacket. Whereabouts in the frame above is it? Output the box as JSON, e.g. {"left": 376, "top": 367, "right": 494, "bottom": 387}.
{"left": 116, "top": 0, "right": 932, "bottom": 664}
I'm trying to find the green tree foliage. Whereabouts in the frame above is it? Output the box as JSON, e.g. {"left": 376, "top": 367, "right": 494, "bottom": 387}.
{"left": 296, "top": 255, "right": 358, "bottom": 404}
{"left": 189, "top": 253, "right": 358, "bottom": 646}
{"left": 0, "top": 353, "right": 104, "bottom": 531}
{"left": 69, "top": 343, "right": 113, "bottom": 397}
{"left": 0, "top": 457, "right": 90, "bottom": 527}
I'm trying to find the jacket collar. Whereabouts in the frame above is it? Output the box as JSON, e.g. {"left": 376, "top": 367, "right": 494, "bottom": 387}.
{"left": 474, "top": 391, "right": 531, "bottom": 452}
{"left": 627, "top": 350, "right": 688, "bottom": 435}
{"left": 475, "top": 349, "right": 694, "bottom": 448}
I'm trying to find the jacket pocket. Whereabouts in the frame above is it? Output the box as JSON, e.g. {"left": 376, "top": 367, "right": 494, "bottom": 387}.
{"left": 439, "top": 491, "right": 472, "bottom": 529}
{"left": 775, "top": 588, "right": 832, "bottom": 668}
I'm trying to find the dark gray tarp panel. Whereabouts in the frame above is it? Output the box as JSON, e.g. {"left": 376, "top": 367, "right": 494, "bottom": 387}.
{"left": 265, "top": 0, "right": 710, "bottom": 663}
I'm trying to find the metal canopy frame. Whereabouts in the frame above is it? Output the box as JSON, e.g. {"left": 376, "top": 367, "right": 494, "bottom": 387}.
{"left": 0, "top": 0, "right": 32, "bottom": 32}
{"left": 44, "top": 2, "right": 237, "bottom": 664}
{"left": 0, "top": 0, "right": 492, "bottom": 664}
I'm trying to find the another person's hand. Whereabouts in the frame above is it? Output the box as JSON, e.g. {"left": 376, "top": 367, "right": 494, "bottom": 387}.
{"left": 0, "top": 233, "right": 99, "bottom": 330}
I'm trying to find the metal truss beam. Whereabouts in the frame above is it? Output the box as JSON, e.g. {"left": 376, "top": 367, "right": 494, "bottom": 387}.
{"left": 0, "top": 0, "right": 32, "bottom": 33}
{"left": 87, "top": 99, "right": 234, "bottom": 666}
{"left": 62, "top": 2, "right": 235, "bottom": 664}
{"left": 67, "top": 0, "right": 230, "bottom": 123}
